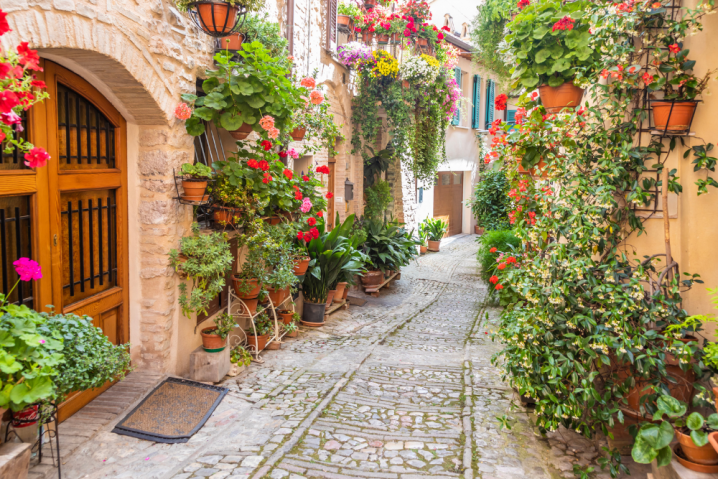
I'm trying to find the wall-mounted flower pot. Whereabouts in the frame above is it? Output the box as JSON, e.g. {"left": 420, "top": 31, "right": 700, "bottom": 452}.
{"left": 181, "top": 179, "right": 208, "bottom": 202}
{"left": 325, "top": 290, "right": 336, "bottom": 307}
{"left": 218, "top": 32, "right": 245, "bottom": 51}
{"left": 538, "top": 82, "right": 584, "bottom": 113}
{"left": 267, "top": 286, "right": 283, "bottom": 305}
{"left": 278, "top": 310, "right": 293, "bottom": 325}
{"left": 376, "top": 34, "right": 390, "bottom": 44}
{"left": 333, "top": 282, "right": 347, "bottom": 302}
{"left": 303, "top": 301, "right": 326, "bottom": 324}
{"left": 193, "top": 1, "right": 239, "bottom": 36}
{"left": 290, "top": 127, "right": 306, "bottom": 141}
{"left": 200, "top": 328, "right": 227, "bottom": 352}
{"left": 246, "top": 334, "right": 269, "bottom": 351}
{"left": 293, "top": 256, "right": 311, "bottom": 276}
{"left": 364, "top": 1, "right": 376, "bottom": 11}
{"left": 213, "top": 207, "right": 235, "bottom": 225}
{"left": 417, "top": 38, "right": 429, "bottom": 47}
{"left": 362, "top": 32, "right": 374, "bottom": 44}
{"left": 675, "top": 429, "right": 718, "bottom": 466}
{"left": 338, "top": 14, "right": 352, "bottom": 29}
{"left": 420, "top": 245, "right": 427, "bottom": 254}
{"left": 428, "top": 240, "right": 441, "bottom": 252}
{"left": 233, "top": 276, "right": 261, "bottom": 299}
{"left": 474, "top": 225, "right": 484, "bottom": 235}
{"left": 228, "top": 122, "right": 253, "bottom": 140}
{"left": 652, "top": 101, "right": 698, "bottom": 132}
{"left": 360, "top": 271, "right": 383, "bottom": 286}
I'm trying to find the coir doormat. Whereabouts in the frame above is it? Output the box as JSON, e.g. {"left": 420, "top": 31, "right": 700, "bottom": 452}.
{"left": 112, "top": 377, "right": 228, "bottom": 443}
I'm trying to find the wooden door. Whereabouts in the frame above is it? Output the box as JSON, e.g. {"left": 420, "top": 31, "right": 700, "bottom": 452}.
{"left": 43, "top": 62, "right": 129, "bottom": 422}
{"left": 433, "top": 171, "right": 463, "bottom": 236}
{"left": 327, "top": 160, "right": 335, "bottom": 229}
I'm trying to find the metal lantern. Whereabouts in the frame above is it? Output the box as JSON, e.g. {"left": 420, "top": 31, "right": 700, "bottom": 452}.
{"left": 188, "top": 1, "right": 247, "bottom": 38}
{"left": 345, "top": 179, "right": 354, "bottom": 201}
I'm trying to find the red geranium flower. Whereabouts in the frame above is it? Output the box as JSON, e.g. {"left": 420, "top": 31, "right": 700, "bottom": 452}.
{"left": 489, "top": 247, "right": 497, "bottom": 253}
{"left": 494, "top": 94, "right": 508, "bottom": 111}
{"left": 283, "top": 168, "right": 293, "bottom": 180}
{"left": 302, "top": 175, "right": 310, "bottom": 182}
{"left": 17, "top": 42, "right": 41, "bottom": 71}
{"left": 247, "top": 159, "right": 259, "bottom": 168}
{"left": 0, "top": 90, "right": 19, "bottom": 114}
{"left": 317, "top": 211, "right": 323, "bottom": 217}
{"left": 552, "top": 16, "right": 575, "bottom": 32}
{"left": 295, "top": 190, "right": 303, "bottom": 200}
{"left": 489, "top": 275, "right": 499, "bottom": 284}
{"left": 297, "top": 231, "right": 304, "bottom": 240}
{"left": 307, "top": 217, "right": 317, "bottom": 226}
{"left": 0, "top": 9, "right": 11, "bottom": 36}
{"left": 441, "top": 25, "right": 450, "bottom": 32}
{"left": 316, "top": 165, "right": 330, "bottom": 174}
{"left": 310, "top": 227, "right": 319, "bottom": 239}
{"left": 259, "top": 160, "right": 269, "bottom": 171}
{"left": 262, "top": 172, "right": 273, "bottom": 184}
{"left": 279, "top": 151, "right": 288, "bottom": 158}
{"left": 497, "top": 263, "right": 506, "bottom": 270}
{"left": 495, "top": 284, "right": 504, "bottom": 290}
{"left": 24, "top": 147, "right": 50, "bottom": 168}
{"left": 303, "top": 232, "right": 313, "bottom": 242}
{"left": 668, "top": 43, "right": 681, "bottom": 54}
{"left": 506, "top": 256, "right": 517, "bottom": 264}
{"left": 261, "top": 140, "right": 272, "bottom": 151}
{"left": 518, "top": 0, "right": 530, "bottom": 9}
{"left": 326, "top": 192, "right": 334, "bottom": 199}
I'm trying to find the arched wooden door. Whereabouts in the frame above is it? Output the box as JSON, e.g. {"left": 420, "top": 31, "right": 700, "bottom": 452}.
{"left": 42, "top": 61, "right": 129, "bottom": 421}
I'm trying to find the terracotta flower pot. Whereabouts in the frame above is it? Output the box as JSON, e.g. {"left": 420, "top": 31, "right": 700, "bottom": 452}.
{"left": 538, "top": 82, "right": 584, "bottom": 113}
{"left": 220, "top": 32, "right": 245, "bottom": 51}
{"left": 246, "top": 334, "right": 269, "bottom": 352}
{"left": 390, "top": 33, "right": 399, "bottom": 43}
{"left": 201, "top": 328, "right": 227, "bottom": 352}
{"left": 517, "top": 159, "right": 548, "bottom": 178}
{"left": 377, "top": 34, "right": 390, "bottom": 44}
{"left": 281, "top": 286, "right": 291, "bottom": 303}
{"left": 342, "top": 287, "right": 349, "bottom": 300}
{"left": 334, "top": 282, "right": 347, "bottom": 303}
{"left": 278, "top": 310, "right": 294, "bottom": 325}
{"left": 267, "top": 286, "right": 283, "bottom": 305}
{"left": 181, "top": 179, "right": 208, "bottom": 202}
{"left": 11, "top": 405, "right": 39, "bottom": 428}
{"left": 233, "top": 276, "right": 261, "bottom": 299}
{"left": 293, "top": 256, "right": 311, "bottom": 276}
{"left": 326, "top": 290, "right": 336, "bottom": 308}
{"left": 676, "top": 428, "right": 718, "bottom": 465}
{"left": 290, "top": 128, "right": 306, "bottom": 141}
{"left": 229, "top": 123, "right": 253, "bottom": 140}
{"left": 652, "top": 101, "right": 697, "bottom": 132}
{"left": 428, "top": 240, "right": 441, "bottom": 252}
{"left": 417, "top": 38, "right": 428, "bottom": 47}
{"left": 361, "top": 271, "right": 383, "bottom": 286}
{"left": 287, "top": 330, "right": 298, "bottom": 338}
{"left": 338, "top": 14, "right": 352, "bottom": 28}
{"left": 195, "top": 1, "right": 238, "bottom": 35}
{"left": 420, "top": 245, "right": 427, "bottom": 254}
{"left": 364, "top": 1, "right": 376, "bottom": 11}
{"left": 627, "top": 364, "right": 695, "bottom": 412}
{"left": 402, "top": 80, "right": 410, "bottom": 88}
{"left": 263, "top": 216, "right": 281, "bottom": 225}
{"left": 213, "top": 207, "right": 235, "bottom": 224}
{"left": 474, "top": 225, "right": 485, "bottom": 235}
{"left": 241, "top": 297, "right": 258, "bottom": 315}
{"left": 362, "top": 32, "right": 374, "bottom": 44}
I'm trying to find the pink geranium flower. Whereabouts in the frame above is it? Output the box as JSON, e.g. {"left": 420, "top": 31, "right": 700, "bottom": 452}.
{"left": 288, "top": 148, "right": 299, "bottom": 159}
{"left": 24, "top": 147, "right": 50, "bottom": 168}
{"left": 174, "top": 103, "right": 192, "bottom": 120}
{"left": 309, "top": 90, "right": 324, "bottom": 105}
{"left": 259, "top": 115, "right": 275, "bottom": 130}
{"left": 13, "top": 257, "right": 42, "bottom": 281}
{"left": 300, "top": 197, "right": 313, "bottom": 213}
{"left": 267, "top": 127, "right": 280, "bottom": 139}
{"left": 300, "top": 77, "right": 316, "bottom": 89}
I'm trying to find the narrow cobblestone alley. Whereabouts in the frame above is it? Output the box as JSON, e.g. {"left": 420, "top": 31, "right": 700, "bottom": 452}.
{"left": 60, "top": 235, "right": 643, "bottom": 479}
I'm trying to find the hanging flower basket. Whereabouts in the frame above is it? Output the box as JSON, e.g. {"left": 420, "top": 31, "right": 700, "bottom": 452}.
{"left": 376, "top": 34, "right": 390, "bottom": 44}
{"left": 364, "top": 1, "right": 376, "bottom": 11}
{"left": 228, "top": 122, "right": 254, "bottom": 140}
{"left": 651, "top": 100, "right": 698, "bottom": 132}
{"left": 538, "top": 82, "right": 584, "bottom": 113}
{"left": 290, "top": 127, "right": 306, "bottom": 141}
{"left": 188, "top": 1, "right": 242, "bottom": 37}
{"left": 338, "top": 14, "right": 352, "bottom": 30}
{"left": 362, "top": 32, "right": 374, "bottom": 45}
{"left": 180, "top": 178, "right": 209, "bottom": 202}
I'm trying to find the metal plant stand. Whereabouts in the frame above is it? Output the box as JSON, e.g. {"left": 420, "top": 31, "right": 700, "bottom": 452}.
{"left": 4, "top": 403, "right": 61, "bottom": 479}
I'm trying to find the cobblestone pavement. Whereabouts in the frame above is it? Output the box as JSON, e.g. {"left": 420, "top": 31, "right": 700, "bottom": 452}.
{"left": 60, "top": 235, "right": 648, "bottom": 479}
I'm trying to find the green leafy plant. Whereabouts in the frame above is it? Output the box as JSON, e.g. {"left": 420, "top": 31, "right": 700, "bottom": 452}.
{"left": 249, "top": 311, "right": 273, "bottom": 336}
{"left": 338, "top": 1, "right": 361, "bottom": 17}
{"left": 362, "top": 220, "right": 419, "bottom": 273}
{"left": 422, "top": 217, "right": 448, "bottom": 242}
{"left": 470, "top": 0, "right": 514, "bottom": 83}
{"left": 363, "top": 180, "right": 393, "bottom": 222}
{"left": 291, "top": 72, "right": 344, "bottom": 156}
{"left": 230, "top": 344, "right": 252, "bottom": 366}
{"left": 284, "top": 322, "right": 298, "bottom": 335}
{"left": 37, "top": 312, "right": 131, "bottom": 401}
{"left": 170, "top": 223, "right": 234, "bottom": 317}
{"left": 174, "top": 0, "right": 263, "bottom": 14}
{"left": 476, "top": 229, "right": 521, "bottom": 284}
{"left": 234, "top": 13, "right": 289, "bottom": 59}
{"left": 205, "top": 313, "right": 237, "bottom": 340}
{"left": 469, "top": 169, "right": 511, "bottom": 231}
{"left": 507, "top": 0, "right": 599, "bottom": 89}
{"left": 632, "top": 395, "right": 718, "bottom": 466}
{"left": 180, "top": 162, "right": 213, "bottom": 179}
{"left": 180, "top": 41, "right": 303, "bottom": 136}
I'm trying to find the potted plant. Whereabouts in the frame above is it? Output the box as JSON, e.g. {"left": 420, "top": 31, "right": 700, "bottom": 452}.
{"left": 233, "top": 243, "right": 264, "bottom": 300}
{"left": 507, "top": 0, "right": 599, "bottom": 112}
{"left": 200, "top": 313, "right": 236, "bottom": 352}
{"left": 170, "top": 223, "right": 234, "bottom": 317}
{"left": 399, "top": 54, "right": 441, "bottom": 88}
{"left": 361, "top": 219, "right": 418, "bottom": 281}
{"left": 418, "top": 223, "right": 428, "bottom": 254}
{"left": 278, "top": 309, "right": 294, "bottom": 325}
{"left": 174, "top": 0, "right": 261, "bottom": 36}
{"left": 179, "top": 162, "right": 213, "bottom": 202}
{"left": 178, "top": 41, "right": 303, "bottom": 139}
{"left": 284, "top": 321, "right": 299, "bottom": 338}
{"left": 290, "top": 76, "right": 344, "bottom": 156}
{"left": 422, "top": 217, "right": 448, "bottom": 252}
{"left": 338, "top": 1, "right": 360, "bottom": 30}
{"left": 246, "top": 311, "right": 272, "bottom": 351}
{"left": 218, "top": 31, "right": 245, "bottom": 51}
{"left": 337, "top": 42, "right": 373, "bottom": 69}
{"left": 230, "top": 344, "right": 252, "bottom": 366}
{"left": 208, "top": 172, "right": 256, "bottom": 226}
{"left": 645, "top": 43, "right": 713, "bottom": 131}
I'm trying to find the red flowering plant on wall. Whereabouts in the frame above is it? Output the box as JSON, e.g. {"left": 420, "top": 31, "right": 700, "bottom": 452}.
{"left": 0, "top": 10, "right": 50, "bottom": 168}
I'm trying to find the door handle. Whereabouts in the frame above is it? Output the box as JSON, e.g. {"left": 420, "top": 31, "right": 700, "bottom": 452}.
{"left": 53, "top": 234, "right": 58, "bottom": 247}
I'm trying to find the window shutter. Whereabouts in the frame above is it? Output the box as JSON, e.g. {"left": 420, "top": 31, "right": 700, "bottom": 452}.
{"left": 452, "top": 67, "right": 462, "bottom": 126}
{"left": 485, "top": 79, "right": 495, "bottom": 127}
{"left": 471, "top": 75, "right": 481, "bottom": 129}
{"left": 506, "top": 109, "right": 516, "bottom": 124}
{"left": 326, "top": 0, "right": 338, "bottom": 52}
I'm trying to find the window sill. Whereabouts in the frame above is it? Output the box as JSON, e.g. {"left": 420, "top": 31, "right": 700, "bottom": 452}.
{"left": 451, "top": 125, "right": 470, "bottom": 130}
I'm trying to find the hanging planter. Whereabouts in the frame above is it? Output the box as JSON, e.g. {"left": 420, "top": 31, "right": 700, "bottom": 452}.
{"left": 362, "top": 32, "right": 374, "bottom": 45}
{"left": 338, "top": 14, "right": 352, "bottom": 30}
{"left": 290, "top": 127, "right": 306, "bottom": 141}
{"left": 213, "top": 206, "right": 236, "bottom": 225}
{"left": 200, "top": 327, "right": 227, "bottom": 352}
{"left": 217, "top": 32, "right": 245, "bottom": 51}
{"left": 228, "top": 122, "right": 254, "bottom": 140}
{"left": 363, "top": 1, "right": 376, "bottom": 11}
{"left": 376, "top": 34, "right": 390, "bottom": 44}
{"left": 538, "top": 82, "right": 584, "bottom": 113}
{"left": 188, "top": 1, "right": 242, "bottom": 37}
{"left": 651, "top": 100, "right": 698, "bottom": 132}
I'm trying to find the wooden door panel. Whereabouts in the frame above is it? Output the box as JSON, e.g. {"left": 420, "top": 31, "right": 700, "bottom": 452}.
{"left": 433, "top": 172, "right": 463, "bottom": 237}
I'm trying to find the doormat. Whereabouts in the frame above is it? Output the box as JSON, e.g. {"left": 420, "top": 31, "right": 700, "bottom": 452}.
{"left": 347, "top": 295, "right": 368, "bottom": 306}
{"left": 112, "top": 377, "right": 227, "bottom": 443}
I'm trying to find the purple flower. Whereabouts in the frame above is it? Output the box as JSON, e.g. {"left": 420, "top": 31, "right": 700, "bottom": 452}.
{"left": 337, "top": 42, "right": 372, "bottom": 68}
{"left": 13, "top": 257, "right": 42, "bottom": 281}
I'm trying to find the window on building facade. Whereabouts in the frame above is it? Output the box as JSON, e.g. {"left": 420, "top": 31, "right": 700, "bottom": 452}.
{"left": 484, "top": 79, "right": 495, "bottom": 128}
{"left": 471, "top": 75, "right": 481, "bottom": 129}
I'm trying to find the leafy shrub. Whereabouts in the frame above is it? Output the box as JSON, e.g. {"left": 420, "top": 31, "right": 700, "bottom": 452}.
{"left": 235, "top": 13, "right": 289, "bottom": 59}
{"left": 476, "top": 230, "right": 520, "bottom": 283}
{"left": 421, "top": 218, "right": 448, "bottom": 242}
{"left": 362, "top": 220, "right": 419, "bottom": 273}
{"left": 363, "top": 180, "right": 393, "bottom": 222}
{"left": 470, "top": 169, "right": 511, "bottom": 231}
